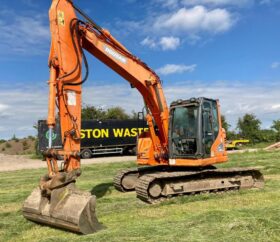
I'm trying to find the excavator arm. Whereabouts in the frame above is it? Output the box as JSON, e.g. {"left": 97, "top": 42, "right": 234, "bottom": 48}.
{"left": 23, "top": 0, "right": 169, "bottom": 234}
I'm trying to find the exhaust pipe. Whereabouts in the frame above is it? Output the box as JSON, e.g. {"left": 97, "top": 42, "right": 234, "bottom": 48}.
{"left": 22, "top": 183, "right": 104, "bottom": 234}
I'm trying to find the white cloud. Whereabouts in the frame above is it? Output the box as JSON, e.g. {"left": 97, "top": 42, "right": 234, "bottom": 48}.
{"left": 117, "top": 4, "right": 238, "bottom": 47}
{"left": 271, "top": 104, "right": 280, "bottom": 110}
{"left": 141, "top": 36, "right": 181, "bottom": 50}
{"left": 0, "top": 104, "right": 9, "bottom": 113}
{"left": 181, "top": 0, "right": 254, "bottom": 7}
{"left": 141, "top": 37, "right": 157, "bottom": 49}
{"left": 156, "top": 64, "right": 197, "bottom": 75}
{"left": 271, "top": 62, "right": 280, "bottom": 69}
{"left": 159, "top": 36, "right": 181, "bottom": 50}
{"left": 0, "top": 84, "right": 48, "bottom": 139}
{"left": 154, "top": 0, "right": 180, "bottom": 8}
{"left": 0, "top": 10, "right": 49, "bottom": 56}
{"left": 153, "top": 6, "right": 236, "bottom": 35}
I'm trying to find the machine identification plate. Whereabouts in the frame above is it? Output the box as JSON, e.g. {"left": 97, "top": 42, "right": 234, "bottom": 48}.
{"left": 67, "top": 91, "right": 76, "bottom": 106}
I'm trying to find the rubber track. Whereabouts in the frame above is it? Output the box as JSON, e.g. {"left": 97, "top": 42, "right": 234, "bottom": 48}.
{"left": 135, "top": 167, "right": 264, "bottom": 203}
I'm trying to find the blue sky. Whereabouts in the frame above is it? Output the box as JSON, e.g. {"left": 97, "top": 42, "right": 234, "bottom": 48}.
{"left": 0, "top": 0, "right": 280, "bottom": 139}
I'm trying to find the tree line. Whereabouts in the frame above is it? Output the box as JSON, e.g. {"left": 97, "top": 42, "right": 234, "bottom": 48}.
{"left": 222, "top": 114, "right": 280, "bottom": 143}
{"left": 81, "top": 105, "right": 138, "bottom": 120}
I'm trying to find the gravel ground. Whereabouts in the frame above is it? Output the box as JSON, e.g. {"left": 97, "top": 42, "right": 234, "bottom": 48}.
{"left": 226, "top": 148, "right": 259, "bottom": 154}
{"left": 0, "top": 153, "right": 136, "bottom": 172}
{"left": 0, "top": 149, "right": 260, "bottom": 172}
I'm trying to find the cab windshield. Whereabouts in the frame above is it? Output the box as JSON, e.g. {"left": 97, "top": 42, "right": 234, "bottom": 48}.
{"left": 171, "top": 105, "right": 198, "bottom": 156}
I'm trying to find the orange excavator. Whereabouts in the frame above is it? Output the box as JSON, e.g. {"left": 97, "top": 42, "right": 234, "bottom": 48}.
{"left": 22, "top": 0, "right": 264, "bottom": 235}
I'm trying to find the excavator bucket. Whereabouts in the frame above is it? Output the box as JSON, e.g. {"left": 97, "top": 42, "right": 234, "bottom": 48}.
{"left": 22, "top": 183, "right": 104, "bottom": 234}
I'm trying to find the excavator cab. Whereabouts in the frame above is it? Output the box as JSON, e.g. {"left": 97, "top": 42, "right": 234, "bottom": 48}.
{"left": 136, "top": 97, "right": 227, "bottom": 167}
{"left": 167, "top": 97, "right": 227, "bottom": 167}
{"left": 169, "top": 97, "right": 222, "bottom": 160}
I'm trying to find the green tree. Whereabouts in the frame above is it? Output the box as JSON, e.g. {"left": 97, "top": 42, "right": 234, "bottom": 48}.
{"left": 220, "top": 115, "right": 238, "bottom": 140}
{"left": 271, "top": 119, "right": 280, "bottom": 141}
{"left": 81, "top": 105, "right": 106, "bottom": 120}
{"left": 221, "top": 115, "right": 230, "bottom": 133}
{"left": 237, "top": 113, "right": 261, "bottom": 143}
{"left": 11, "top": 134, "right": 19, "bottom": 142}
{"left": 81, "top": 105, "right": 135, "bottom": 120}
{"left": 226, "top": 130, "right": 239, "bottom": 141}
{"left": 259, "top": 129, "right": 276, "bottom": 143}
{"left": 130, "top": 110, "right": 139, "bottom": 120}
{"left": 105, "top": 107, "right": 130, "bottom": 120}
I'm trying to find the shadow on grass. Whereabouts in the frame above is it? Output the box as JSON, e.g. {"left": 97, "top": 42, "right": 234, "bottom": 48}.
{"left": 91, "top": 182, "right": 113, "bottom": 198}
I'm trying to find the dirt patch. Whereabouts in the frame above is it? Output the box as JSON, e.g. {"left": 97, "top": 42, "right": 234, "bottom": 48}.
{"left": 0, "top": 153, "right": 136, "bottom": 172}
{"left": 264, "top": 142, "right": 280, "bottom": 151}
{"left": 0, "top": 138, "right": 36, "bottom": 155}
{"left": 227, "top": 148, "right": 259, "bottom": 154}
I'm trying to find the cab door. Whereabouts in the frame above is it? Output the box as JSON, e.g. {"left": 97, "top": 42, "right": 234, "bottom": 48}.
{"left": 202, "top": 100, "right": 219, "bottom": 157}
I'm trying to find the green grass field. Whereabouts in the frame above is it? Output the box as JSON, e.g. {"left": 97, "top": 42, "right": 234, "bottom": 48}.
{"left": 0, "top": 151, "right": 280, "bottom": 242}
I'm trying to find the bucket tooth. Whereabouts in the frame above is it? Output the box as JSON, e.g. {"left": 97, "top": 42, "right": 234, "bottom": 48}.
{"left": 22, "top": 183, "right": 104, "bottom": 234}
